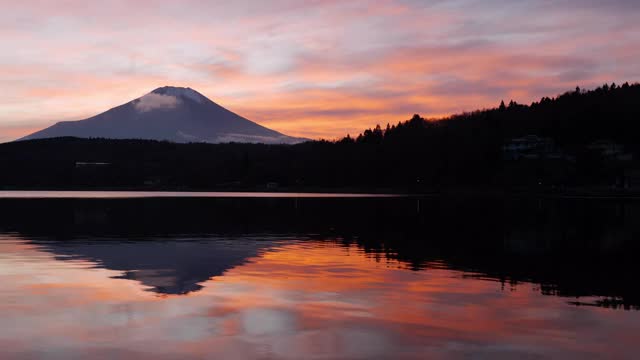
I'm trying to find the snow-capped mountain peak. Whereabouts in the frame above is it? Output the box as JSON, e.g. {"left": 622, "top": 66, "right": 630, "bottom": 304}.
{"left": 151, "top": 86, "right": 206, "bottom": 103}
{"left": 20, "top": 86, "right": 308, "bottom": 144}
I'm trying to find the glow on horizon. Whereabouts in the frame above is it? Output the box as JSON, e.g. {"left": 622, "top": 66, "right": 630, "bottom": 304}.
{"left": 1, "top": 0, "right": 639, "bottom": 142}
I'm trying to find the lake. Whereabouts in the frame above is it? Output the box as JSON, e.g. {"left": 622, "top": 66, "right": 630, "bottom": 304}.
{"left": 0, "top": 192, "right": 639, "bottom": 359}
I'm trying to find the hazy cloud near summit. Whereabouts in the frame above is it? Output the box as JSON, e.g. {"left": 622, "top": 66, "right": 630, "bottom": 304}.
{"left": 134, "top": 93, "right": 181, "bottom": 113}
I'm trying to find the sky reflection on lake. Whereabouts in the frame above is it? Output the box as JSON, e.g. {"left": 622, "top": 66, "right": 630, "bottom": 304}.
{"left": 1, "top": 195, "right": 640, "bottom": 359}
{"left": 1, "top": 235, "right": 639, "bottom": 359}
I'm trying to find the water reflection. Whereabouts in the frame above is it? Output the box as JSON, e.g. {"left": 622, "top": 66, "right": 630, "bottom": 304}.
{"left": 1, "top": 236, "right": 639, "bottom": 359}
{"left": 30, "top": 237, "right": 280, "bottom": 295}
{"left": 0, "top": 196, "right": 640, "bottom": 358}
{"left": 1, "top": 196, "right": 639, "bottom": 307}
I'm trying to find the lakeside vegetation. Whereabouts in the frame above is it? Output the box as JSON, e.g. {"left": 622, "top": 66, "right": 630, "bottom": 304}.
{"left": 1, "top": 83, "right": 639, "bottom": 192}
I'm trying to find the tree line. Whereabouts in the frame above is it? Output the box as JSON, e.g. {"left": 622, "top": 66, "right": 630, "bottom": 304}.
{"left": 1, "top": 83, "right": 639, "bottom": 191}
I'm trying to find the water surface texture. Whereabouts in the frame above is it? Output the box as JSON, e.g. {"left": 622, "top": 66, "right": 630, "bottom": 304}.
{"left": 0, "top": 194, "right": 639, "bottom": 359}
{"left": 0, "top": 190, "right": 401, "bottom": 199}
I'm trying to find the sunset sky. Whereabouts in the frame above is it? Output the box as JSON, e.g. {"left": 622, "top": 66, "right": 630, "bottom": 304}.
{"left": 1, "top": 0, "right": 639, "bottom": 142}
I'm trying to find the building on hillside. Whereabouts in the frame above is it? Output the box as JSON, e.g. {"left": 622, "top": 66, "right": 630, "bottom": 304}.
{"left": 503, "top": 135, "right": 554, "bottom": 160}
{"left": 588, "top": 140, "right": 633, "bottom": 161}
{"left": 623, "top": 169, "right": 640, "bottom": 189}
{"left": 75, "top": 162, "right": 111, "bottom": 168}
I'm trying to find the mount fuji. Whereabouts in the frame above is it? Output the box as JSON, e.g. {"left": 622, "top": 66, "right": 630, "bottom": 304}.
{"left": 20, "top": 86, "right": 307, "bottom": 144}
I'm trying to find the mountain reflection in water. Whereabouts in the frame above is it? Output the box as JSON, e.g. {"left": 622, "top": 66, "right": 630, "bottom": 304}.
{"left": 30, "top": 237, "right": 279, "bottom": 295}
{"left": 0, "top": 195, "right": 639, "bottom": 359}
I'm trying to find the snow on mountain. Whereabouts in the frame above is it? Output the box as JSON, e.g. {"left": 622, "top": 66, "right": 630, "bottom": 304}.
{"left": 20, "top": 86, "right": 307, "bottom": 144}
{"left": 153, "top": 86, "right": 205, "bottom": 103}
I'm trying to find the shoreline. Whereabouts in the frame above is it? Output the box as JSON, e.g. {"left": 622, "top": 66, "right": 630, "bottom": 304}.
{"left": 3, "top": 187, "right": 640, "bottom": 199}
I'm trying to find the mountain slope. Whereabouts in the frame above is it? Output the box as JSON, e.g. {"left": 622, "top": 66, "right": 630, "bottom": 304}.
{"left": 21, "top": 86, "right": 306, "bottom": 144}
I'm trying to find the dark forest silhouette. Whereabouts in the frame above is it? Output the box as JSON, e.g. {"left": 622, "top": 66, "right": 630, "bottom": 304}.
{"left": 1, "top": 83, "right": 639, "bottom": 191}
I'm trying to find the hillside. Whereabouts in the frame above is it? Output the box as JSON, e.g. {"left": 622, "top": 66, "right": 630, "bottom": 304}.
{"left": 2, "top": 83, "right": 639, "bottom": 192}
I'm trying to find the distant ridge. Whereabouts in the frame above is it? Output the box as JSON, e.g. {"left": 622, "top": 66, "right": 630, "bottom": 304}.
{"left": 21, "top": 86, "right": 307, "bottom": 144}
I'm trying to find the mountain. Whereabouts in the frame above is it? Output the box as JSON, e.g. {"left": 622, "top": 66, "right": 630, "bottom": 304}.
{"left": 20, "top": 86, "right": 307, "bottom": 144}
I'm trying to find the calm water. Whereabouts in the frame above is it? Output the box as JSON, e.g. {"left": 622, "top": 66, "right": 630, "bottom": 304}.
{"left": 0, "top": 191, "right": 402, "bottom": 199}
{"left": 1, "top": 194, "right": 639, "bottom": 359}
